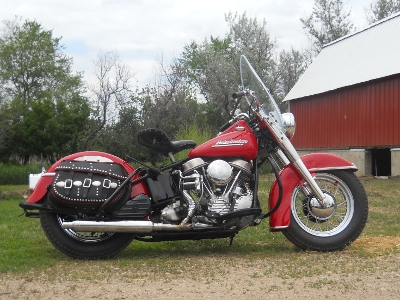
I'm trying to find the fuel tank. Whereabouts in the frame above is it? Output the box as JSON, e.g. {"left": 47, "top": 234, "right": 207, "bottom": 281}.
{"left": 188, "top": 120, "right": 258, "bottom": 161}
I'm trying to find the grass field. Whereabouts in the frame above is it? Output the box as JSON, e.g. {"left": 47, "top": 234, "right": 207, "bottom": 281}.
{"left": 0, "top": 175, "right": 399, "bottom": 278}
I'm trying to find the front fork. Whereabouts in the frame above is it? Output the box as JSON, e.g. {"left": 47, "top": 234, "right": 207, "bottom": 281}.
{"left": 265, "top": 115, "right": 327, "bottom": 206}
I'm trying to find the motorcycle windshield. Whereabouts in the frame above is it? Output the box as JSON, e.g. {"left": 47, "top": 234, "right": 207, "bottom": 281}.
{"left": 240, "top": 55, "right": 283, "bottom": 126}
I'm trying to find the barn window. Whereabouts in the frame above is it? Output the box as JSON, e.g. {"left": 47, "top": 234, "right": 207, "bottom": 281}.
{"left": 371, "top": 148, "right": 391, "bottom": 176}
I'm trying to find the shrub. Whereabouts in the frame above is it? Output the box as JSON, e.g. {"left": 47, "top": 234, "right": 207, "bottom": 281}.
{"left": 0, "top": 163, "right": 44, "bottom": 185}
{"left": 173, "top": 123, "right": 214, "bottom": 161}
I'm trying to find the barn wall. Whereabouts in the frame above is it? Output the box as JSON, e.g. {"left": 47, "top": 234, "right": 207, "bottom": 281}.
{"left": 289, "top": 75, "right": 400, "bottom": 149}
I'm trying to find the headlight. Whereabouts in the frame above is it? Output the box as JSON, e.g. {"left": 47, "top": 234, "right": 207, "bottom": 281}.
{"left": 281, "top": 113, "right": 296, "bottom": 140}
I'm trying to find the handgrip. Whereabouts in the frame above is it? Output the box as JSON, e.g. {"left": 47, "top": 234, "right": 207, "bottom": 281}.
{"left": 219, "top": 121, "right": 232, "bottom": 132}
{"left": 232, "top": 91, "right": 246, "bottom": 99}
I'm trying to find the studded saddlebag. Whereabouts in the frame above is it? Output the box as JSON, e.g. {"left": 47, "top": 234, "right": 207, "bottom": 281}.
{"left": 49, "top": 161, "right": 130, "bottom": 213}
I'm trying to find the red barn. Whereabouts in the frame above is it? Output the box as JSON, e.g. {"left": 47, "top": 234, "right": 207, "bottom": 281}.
{"left": 284, "top": 13, "right": 400, "bottom": 176}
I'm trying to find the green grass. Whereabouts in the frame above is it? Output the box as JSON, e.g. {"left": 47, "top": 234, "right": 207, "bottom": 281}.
{"left": 359, "top": 177, "right": 400, "bottom": 236}
{"left": 0, "top": 193, "right": 60, "bottom": 273}
{"left": 1, "top": 176, "right": 399, "bottom": 278}
{"left": 0, "top": 185, "right": 28, "bottom": 192}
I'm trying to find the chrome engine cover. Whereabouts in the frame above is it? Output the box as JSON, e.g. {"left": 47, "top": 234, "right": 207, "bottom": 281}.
{"left": 182, "top": 157, "right": 207, "bottom": 175}
{"left": 161, "top": 158, "right": 254, "bottom": 225}
{"left": 207, "top": 192, "right": 253, "bottom": 216}
{"left": 192, "top": 158, "right": 253, "bottom": 218}
{"left": 207, "top": 159, "right": 233, "bottom": 185}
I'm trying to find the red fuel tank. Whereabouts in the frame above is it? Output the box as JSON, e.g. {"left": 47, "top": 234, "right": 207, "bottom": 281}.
{"left": 188, "top": 120, "right": 258, "bottom": 161}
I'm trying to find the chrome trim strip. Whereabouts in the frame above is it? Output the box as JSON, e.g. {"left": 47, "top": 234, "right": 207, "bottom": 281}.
{"left": 74, "top": 156, "right": 113, "bottom": 162}
{"left": 42, "top": 173, "right": 56, "bottom": 177}
{"left": 270, "top": 225, "right": 289, "bottom": 229}
{"left": 308, "top": 166, "right": 358, "bottom": 172}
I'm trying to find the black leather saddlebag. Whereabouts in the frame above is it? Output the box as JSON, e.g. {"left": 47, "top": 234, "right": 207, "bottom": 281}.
{"left": 49, "top": 161, "right": 130, "bottom": 213}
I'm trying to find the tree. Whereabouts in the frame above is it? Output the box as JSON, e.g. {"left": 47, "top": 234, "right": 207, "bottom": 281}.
{"left": 224, "top": 11, "right": 280, "bottom": 110}
{"left": 82, "top": 51, "right": 136, "bottom": 150}
{"left": 0, "top": 82, "right": 8, "bottom": 150}
{"left": 179, "top": 38, "right": 238, "bottom": 126}
{"left": 96, "top": 106, "right": 143, "bottom": 159}
{"left": 179, "top": 12, "right": 280, "bottom": 127}
{"left": 0, "top": 18, "right": 89, "bottom": 163}
{"left": 93, "top": 54, "right": 201, "bottom": 164}
{"left": 0, "top": 101, "right": 7, "bottom": 153}
{"left": 277, "top": 48, "right": 308, "bottom": 107}
{"left": 301, "top": 0, "right": 354, "bottom": 57}
{"left": 140, "top": 56, "right": 199, "bottom": 136}
{"left": 365, "top": 0, "right": 400, "bottom": 24}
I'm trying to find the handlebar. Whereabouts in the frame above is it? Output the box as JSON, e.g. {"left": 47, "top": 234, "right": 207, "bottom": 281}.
{"left": 219, "top": 113, "right": 250, "bottom": 133}
{"left": 219, "top": 90, "right": 255, "bottom": 132}
{"left": 232, "top": 91, "right": 247, "bottom": 99}
{"left": 219, "top": 120, "right": 233, "bottom": 132}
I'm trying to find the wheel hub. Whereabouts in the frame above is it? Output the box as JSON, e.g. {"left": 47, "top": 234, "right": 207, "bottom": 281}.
{"left": 303, "top": 192, "right": 336, "bottom": 222}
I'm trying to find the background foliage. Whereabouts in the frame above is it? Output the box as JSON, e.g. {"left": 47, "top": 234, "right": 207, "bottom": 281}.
{"left": 0, "top": 18, "right": 89, "bottom": 164}
{"left": 0, "top": 1, "right": 399, "bottom": 167}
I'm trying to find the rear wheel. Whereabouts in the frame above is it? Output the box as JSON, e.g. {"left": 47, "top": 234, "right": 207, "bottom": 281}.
{"left": 282, "top": 170, "right": 368, "bottom": 251}
{"left": 40, "top": 211, "right": 135, "bottom": 259}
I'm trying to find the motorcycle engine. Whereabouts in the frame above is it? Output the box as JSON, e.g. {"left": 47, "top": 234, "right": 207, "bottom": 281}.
{"left": 160, "top": 158, "right": 253, "bottom": 225}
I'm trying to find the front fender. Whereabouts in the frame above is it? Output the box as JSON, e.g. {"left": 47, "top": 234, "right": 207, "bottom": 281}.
{"left": 25, "top": 151, "right": 148, "bottom": 204}
{"left": 268, "top": 153, "right": 357, "bottom": 230}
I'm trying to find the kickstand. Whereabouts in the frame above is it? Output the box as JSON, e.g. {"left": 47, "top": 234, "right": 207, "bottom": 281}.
{"left": 229, "top": 235, "right": 235, "bottom": 246}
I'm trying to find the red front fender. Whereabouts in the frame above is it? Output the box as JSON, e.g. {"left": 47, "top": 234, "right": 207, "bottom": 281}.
{"left": 25, "top": 151, "right": 148, "bottom": 204}
{"left": 268, "top": 153, "right": 357, "bottom": 230}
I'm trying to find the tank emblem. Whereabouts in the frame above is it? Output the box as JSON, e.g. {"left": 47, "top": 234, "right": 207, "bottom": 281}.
{"left": 212, "top": 139, "right": 248, "bottom": 147}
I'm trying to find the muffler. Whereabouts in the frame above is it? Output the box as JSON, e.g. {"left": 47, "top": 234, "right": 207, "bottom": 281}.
{"left": 61, "top": 220, "right": 191, "bottom": 233}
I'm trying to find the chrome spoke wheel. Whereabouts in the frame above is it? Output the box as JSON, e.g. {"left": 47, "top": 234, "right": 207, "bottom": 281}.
{"left": 291, "top": 173, "right": 354, "bottom": 237}
{"left": 40, "top": 210, "right": 135, "bottom": 259}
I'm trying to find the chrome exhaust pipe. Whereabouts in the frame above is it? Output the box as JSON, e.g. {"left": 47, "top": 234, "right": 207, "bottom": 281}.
{"left": 61, "top": 220, "right": 191, "bottom": 233}
{"left": 61, "top": 190, "right": 206, "bottom": 233}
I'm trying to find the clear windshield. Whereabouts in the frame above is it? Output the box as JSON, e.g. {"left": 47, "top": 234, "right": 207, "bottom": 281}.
{"left": 239, "top": 55, "right": 282, "bottom": 125}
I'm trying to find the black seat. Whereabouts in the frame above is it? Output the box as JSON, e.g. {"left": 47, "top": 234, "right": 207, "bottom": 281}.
{"left": 137, "top": 128, "right": 196, "bottom": 155}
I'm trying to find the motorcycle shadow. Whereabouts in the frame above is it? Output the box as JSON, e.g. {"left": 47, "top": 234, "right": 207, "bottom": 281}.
{"left": 119, "top": 230, "right": 296, "bottom": 260}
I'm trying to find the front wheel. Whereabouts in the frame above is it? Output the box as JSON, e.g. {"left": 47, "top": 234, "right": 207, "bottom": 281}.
{"left": 40, "top": 211, "right": 136, "bottom": 259}
{"left": 282, "top": 170, "right": 368, "bottom": 251}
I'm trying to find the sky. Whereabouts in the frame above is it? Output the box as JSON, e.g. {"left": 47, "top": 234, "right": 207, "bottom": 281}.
{"left": 0, "top": 0, "right": 371, "bottom": 87}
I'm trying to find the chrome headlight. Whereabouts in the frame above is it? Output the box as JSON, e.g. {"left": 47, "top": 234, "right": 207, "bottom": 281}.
{"left": 281, "top": 113, "right": 296, "bottom": 140}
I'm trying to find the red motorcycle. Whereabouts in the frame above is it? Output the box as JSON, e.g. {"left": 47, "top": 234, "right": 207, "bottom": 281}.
{"left": 20, "top": 55, "right": 368, "bottom": 259}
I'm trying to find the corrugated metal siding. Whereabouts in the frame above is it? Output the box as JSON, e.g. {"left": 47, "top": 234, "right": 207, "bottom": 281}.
{"left": 290, "top": 75, "right": 400, "bottom": 149}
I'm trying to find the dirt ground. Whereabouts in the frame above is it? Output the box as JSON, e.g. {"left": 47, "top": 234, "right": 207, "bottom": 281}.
{"left": 1, "top": 237, "right": 400, "bottom": 300}
{"left": 1, "top": 265, "right": 399, "bottom": 300}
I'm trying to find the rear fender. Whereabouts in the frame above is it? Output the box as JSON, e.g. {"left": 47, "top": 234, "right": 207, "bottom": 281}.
{"left": 25, "top": 151, "right": 148, "bottom": 204}
{"left": 268, "top": 153, "right": 357, "bottom": 230}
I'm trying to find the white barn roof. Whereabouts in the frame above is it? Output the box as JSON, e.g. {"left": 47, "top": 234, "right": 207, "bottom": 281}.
{"left": 284, "top": 12, "right": 400, "bottom": 101}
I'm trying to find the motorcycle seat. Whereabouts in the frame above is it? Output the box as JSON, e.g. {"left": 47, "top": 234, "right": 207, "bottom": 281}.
{"left": 171, "top": 140, "right": 197, "bottom": 152}
{"left": 138, "top": 128, "right": 196, "bottom": 155}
